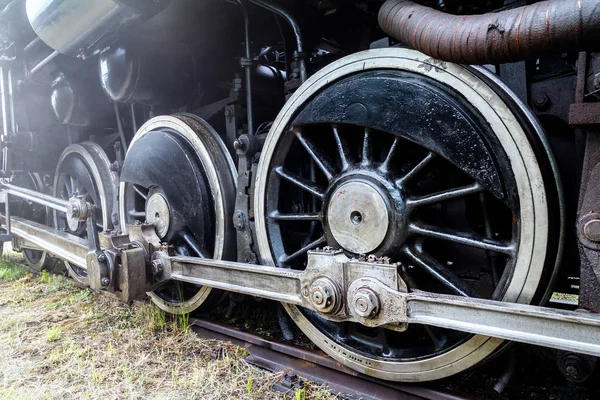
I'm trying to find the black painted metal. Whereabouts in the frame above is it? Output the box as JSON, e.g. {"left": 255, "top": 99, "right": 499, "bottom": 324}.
{"left": 291, "top": 70, "right": 517, "bottom": 205}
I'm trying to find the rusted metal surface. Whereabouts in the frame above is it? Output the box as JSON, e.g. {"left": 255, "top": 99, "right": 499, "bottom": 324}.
{"left": 190, "top": 318, "right": 471, "bottom": 400}
{"left": 569, "top": 103, "right": 600, "bottom": 125}
{"left": 378, "top": 0, "right": 600, "bottom": 65}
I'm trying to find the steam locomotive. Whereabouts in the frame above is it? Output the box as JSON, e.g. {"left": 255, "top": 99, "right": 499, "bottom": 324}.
{"left": 1, "top": 0, "right": 600, "bottom": 382}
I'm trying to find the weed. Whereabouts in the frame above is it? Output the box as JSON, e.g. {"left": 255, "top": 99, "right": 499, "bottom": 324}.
{"left": 174, "top": 286, "right": 190, "bottom": 333}
{"left": 296, "top": 386, "right": 306, "bottom": 400}
{"left": 45, "top": 327, "right": 62, "bottom": 342}
{"left": 0, "top": 259, "right": 27, "bottom": 282}
{"left": 39, "top": 270, "right": 52, "bottom": 283}
{"left": 247, "top": 376, "right": 253, "bottom": 395}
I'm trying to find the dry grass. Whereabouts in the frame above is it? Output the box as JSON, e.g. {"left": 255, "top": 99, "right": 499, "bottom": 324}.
{"left": 0, "top": 255, "right": 337, "bottom": 400}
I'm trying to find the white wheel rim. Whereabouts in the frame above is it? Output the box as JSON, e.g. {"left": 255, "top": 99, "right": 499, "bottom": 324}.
{"left": 254, "top": 48, "right": 549, "bottom": 381}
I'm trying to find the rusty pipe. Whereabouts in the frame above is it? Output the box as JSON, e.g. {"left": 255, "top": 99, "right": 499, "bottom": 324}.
{"left": 378, "top": 0, "right": 600, "bottom": 65}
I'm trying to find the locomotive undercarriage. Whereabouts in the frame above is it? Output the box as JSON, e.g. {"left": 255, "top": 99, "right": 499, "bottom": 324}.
{"left": 1, "top": 0, "right": 600, "bottom": 383}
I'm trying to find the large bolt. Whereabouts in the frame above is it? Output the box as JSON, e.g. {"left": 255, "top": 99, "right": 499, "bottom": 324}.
{"left": 152, "top": 259, "right": 164, "bottom": 275}
{"left": 66, "top": 202, "right": 81, "bottom": 220}
{"left": 101, "top": 277, "right": 110, "bottom": 287}
{"left": 565, "top": 364, "right": 579, "bottom": 379}
{"left": 584, "top": 219, "right": 600, "bottom": 242}
{"left": 308, "top": 278, "right": 339, "bottom": 314}
{"left": 352, "top": 288, "right": 380, "bottom": 318}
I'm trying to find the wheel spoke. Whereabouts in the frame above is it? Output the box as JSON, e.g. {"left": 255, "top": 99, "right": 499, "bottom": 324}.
{"left": 70, "top": 175, "right": 77, "bottom": 195}
{"left": 182, "top": 231, "right": 211, "bottom": 258}
{"left": 276, "top": 167, "right": 325, "bottom": 199}
{"left": 293, "top": 129, "right": 336, "bottom": 181}
{"left": 379, "top": 137, "right": 400, "bottom": 173}
{"left": 280, "top": 235, "right": 326, "bottom": 264}
{"left": 133, "top": 184, "right": 148, "bottom": 201}
{"left": 396, "top": 152, "right": 434, "bottom": 186}
{"left": 128, "top": 209, "right": 145, "bottom": 219}
{"left": 63, "top": 179, "right": 71, "bottom": 198}
{"left": 361, "top": 128, "right": 373, "bottom": 165}
{"left": 332, "top": 125, "right": 350, "bottom": 170}
{"left": 269, "top": 211, "right": 322, "bottom": 221}
{"left": 424, "top": 326, "right": 446, "bottom": 352}
{"left": 406, "top": 182, "right": 484, "bottom": 209}
{"left": 403, "top": 246, "right": 475, "bottom": 297}
{"left": 409, "top": 222, "right": 516, "bottom": 256}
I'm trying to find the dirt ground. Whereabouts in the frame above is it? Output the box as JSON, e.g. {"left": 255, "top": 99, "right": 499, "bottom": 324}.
{"left": 0, "top": 254, "right": 336, "bottom": 400}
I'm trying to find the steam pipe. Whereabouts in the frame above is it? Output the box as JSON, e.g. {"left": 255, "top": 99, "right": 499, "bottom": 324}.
{"left": 27, "top": 50, "right": 59, "bottom": 79}
{"left": 247, "top": 0, "right": 307, "bottom": 82}
{"left": 113, "top": 102, "right": 128, "bottom": 154}
{"left": 0, "top": 67, "right": 8, "bottom": 176}
{"left": 378, "top": 0, "right": 600, "bottom": 65}
{"left": 235, "top": 0, "right": 254, "bottom": 136}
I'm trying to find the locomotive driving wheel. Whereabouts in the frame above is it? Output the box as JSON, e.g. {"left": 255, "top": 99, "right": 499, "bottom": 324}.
{"left": 12, "top": 172, "right": 61, "bottom": 274}
{"left": 254, "top": 49, "right": 563, "bottom": 381}
{"left": 119, "top": 114, "right": 236, "bottom": 315}
{"left": 53, "top": 142, "right": 118, "bottom": 287}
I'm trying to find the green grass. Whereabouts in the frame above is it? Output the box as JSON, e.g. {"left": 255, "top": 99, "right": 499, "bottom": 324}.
{"left": 0, "top": 259, "right": 27, "bottom": 282}
{"left": 45, "top": 327, "right": 62, "bottom": 342}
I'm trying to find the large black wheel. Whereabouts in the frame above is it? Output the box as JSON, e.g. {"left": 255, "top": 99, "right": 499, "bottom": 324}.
{"left": 254, "top": 49, "right": 563, "bottom": 381}
{"left": 119, "top": 114, "right": 237, "bottom": 315}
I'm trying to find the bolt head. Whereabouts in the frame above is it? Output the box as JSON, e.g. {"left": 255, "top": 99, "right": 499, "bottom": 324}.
{"left": 101, "top": 277, "right": 110, "bottom": 286}
{"left": 308, "top": 278, "right": 339, "bottom": 314}
{"left": 152, "top": 259, "right": 164, "bottom": 275}
{"left": 584, "top": 219, "right": 600, "bottom": 242}
{"left": 66, "top": 202, "right": 79, "bottom": 219}
{"left": 352, "top": 289, "right": 379, "bottom": 318}
{"left": 311, "top": 290, "right": 325, "bottom": 306}
{"left": 565, "top": 364, "right": 579, "bottom": 378}
{"left": 97, "top": 253, "right": 106, "bottom": 263}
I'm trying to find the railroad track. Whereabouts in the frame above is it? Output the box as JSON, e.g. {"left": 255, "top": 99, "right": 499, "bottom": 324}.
{"left": 190, "top": 318, "right": 472, "bottom": 400}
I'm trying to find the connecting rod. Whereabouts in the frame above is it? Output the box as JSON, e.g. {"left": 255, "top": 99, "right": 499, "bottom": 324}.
{"left": 2, "top": 205, "right": 600, "bottom": 359}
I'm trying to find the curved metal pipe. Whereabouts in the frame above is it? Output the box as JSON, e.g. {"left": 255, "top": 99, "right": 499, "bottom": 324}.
{"left": 235, "top": 0, "right": 254, "bottom": 136}
{"left": 247, "top": 0, "right": 307, "bottom": 82}
{"left": 378, "top": 0, "right": 600, "bottom": 65}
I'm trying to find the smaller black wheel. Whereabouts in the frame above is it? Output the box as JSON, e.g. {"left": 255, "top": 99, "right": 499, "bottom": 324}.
{"left": 53, "top": 142, "right": 117, "bottom": 286}
{"left": 11, "top": 173, "right": 62, "bottom": 274}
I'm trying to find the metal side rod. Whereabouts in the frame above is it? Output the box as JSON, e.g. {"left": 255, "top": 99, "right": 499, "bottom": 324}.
{"left": 163, "top": 250, "right": 600, "bottom": 358}
{"left": 1, "top": 181, "right": 70, "bottom": 213}
{"left": 406, "top": 292, "right": 600, "bottom": 359}
{"left": 3, "top": 215, "right": 88, "bottom": 268}
{"left": 168, "top": 255, "right": 305, "bottom": 305}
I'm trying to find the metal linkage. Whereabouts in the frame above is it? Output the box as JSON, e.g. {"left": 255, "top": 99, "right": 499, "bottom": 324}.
{"left": 4, "top": 215, "right": 88, "bottom": 268}
{"left": 156, "top": 248, "right": 600, "bottom": 358}
{"left": 4, "top": 206, "right": 600, "bottom": 358}
{"left": 406, "top": 293, "right": 600, "bottom": 358}
{"left": 1, "top": 181, "right": 71, "bottom": 213}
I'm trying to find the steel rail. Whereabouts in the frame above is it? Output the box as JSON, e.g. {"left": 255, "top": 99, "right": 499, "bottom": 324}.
{"left": 190, "top": 318, "right": 470, "bottom": 400}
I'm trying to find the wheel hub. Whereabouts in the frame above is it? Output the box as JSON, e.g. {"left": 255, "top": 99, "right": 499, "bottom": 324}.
{"left": 326, "top": 180, "right": 390, "bottom": 254}
{"left": 145, "top": 192, "right": 170, "bottom": 239}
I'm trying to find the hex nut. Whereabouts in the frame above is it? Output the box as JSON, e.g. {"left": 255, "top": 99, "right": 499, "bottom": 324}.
{"left": 352, "top": 288, "right": 380, "bottom": 318}
{"left": 308, "top": 277, "right": 339, "bottom": 314}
